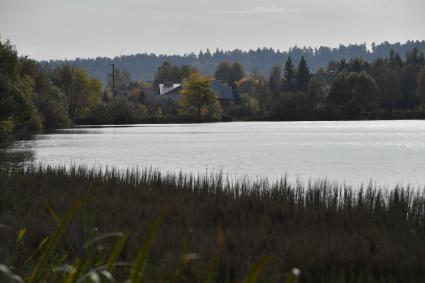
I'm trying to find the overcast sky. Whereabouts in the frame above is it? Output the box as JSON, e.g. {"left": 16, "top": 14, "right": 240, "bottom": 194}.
{"left": 1, "top": 0, "right": 424, "bottom": 60}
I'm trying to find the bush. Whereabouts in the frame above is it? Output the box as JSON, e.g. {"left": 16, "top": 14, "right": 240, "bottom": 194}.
{"left": 85, "top": 97, "right": 148, "bottom": 124}
{"left": 35, "top": 86, "right": 71, "bottom": 129}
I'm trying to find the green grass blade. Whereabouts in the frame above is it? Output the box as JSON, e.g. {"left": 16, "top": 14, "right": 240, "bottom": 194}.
{"left": 106, "top": 233, "right": 129, "bottom": 272}
{"left": 25, "top": 236, "right": 49, "bottom": 264}
{"left": 168, "top": 241, "right": 191, "bottom": 283}
{"left": 47, "top": 206, "right": 61, "bottom": 226}
{"left": 129, "top": 211, "right": 166, "bottom": 283}
{"left": 243, "top": 256, "right": 272, "bottom": 283}
{"left": 15, "top": 227, "right": 27, "bottom": 249}
{"left": 28, "top": 201, "right": 80, "bottom": 283}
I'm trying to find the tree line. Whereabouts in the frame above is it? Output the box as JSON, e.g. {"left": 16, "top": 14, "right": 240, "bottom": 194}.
{"left": 2, "top": 37, "right": 425, "bottom": 140}
{"left": 260, "top": 48, "right": 425, "bottom": 120}
{"left": 43, "top": 41, "right": 425, "bottom": 83}
{"left": 144, "top": 48, "right": 425, "bottom": 121}
{"left": 0, "top": 38, "right": 135, "bottom": 139}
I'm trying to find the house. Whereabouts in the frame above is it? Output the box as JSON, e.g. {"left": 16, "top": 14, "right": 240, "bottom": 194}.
{"left": 159, "top": 81, "right": 182, "bottom": 101}
{"left": 158, "top": 80, "right": 235, "bottom": 108}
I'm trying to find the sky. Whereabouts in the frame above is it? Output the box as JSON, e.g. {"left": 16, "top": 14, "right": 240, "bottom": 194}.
{"left": 1, "top": 0, "right": 424, "bottom": 60}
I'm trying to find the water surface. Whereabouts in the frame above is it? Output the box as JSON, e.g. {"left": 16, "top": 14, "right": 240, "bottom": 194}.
{"left": 6, "top": 121, "right": 425, "bottom": 187}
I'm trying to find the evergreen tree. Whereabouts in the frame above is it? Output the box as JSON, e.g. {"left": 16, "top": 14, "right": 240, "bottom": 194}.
{"left": 43, "top": 41, "right": 425, "bottom": 83}
{"left": 388, "top": 50, "right": 403, "bottom": 70}
{"left": 283, "top": 56, "right": 296, "bottom": 91}
{"left": 296, "top": 56, "right": 310, "bottom": 91}
{"left": 417, "top": 66, "right": 425, "bottom": 107}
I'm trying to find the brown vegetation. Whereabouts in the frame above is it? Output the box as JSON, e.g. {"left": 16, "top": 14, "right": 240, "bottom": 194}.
{"left": 1, "top": 166, "right": 425, "bottom": 282}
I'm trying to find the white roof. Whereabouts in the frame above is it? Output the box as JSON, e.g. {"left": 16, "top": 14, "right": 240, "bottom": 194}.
{"left": 159, "top": 83, "right": 181, "bottom": 95}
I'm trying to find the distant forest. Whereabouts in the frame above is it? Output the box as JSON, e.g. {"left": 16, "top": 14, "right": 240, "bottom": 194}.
{"left": 43, "top": 41, "right": 425, "bottom": 84}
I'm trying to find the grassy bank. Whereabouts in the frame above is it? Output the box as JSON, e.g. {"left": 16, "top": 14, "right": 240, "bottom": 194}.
{"left": 1, "top": 166, "right": 425, "bottom": 282}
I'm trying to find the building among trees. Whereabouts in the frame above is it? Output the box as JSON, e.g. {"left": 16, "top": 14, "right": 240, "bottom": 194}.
{"left": 157, "top": 79, "right": 235, "bottom": 108}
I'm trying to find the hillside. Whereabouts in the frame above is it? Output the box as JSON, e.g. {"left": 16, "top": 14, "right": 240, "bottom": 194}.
{"left": 42, "top": 40, "right": 425, "bottom": 84}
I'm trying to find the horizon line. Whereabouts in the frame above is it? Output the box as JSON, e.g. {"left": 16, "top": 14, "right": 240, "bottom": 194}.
{"left": 29, "top": 39, "right": 425, "bottom": 62}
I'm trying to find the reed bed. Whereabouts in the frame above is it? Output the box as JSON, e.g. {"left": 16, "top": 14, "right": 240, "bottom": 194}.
{"left": 1, "top": 165, "right": 425, "bottom": 282}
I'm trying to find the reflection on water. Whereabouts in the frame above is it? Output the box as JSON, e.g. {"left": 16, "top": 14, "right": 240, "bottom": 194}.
{"left": 0, "top": 138, "right": 34, "bottom": 168}
{"left": 0, "top": 149, "right": 33, "bottom": 164}
{"left": 5, "top": 121, "right": 425, "bottom": 187}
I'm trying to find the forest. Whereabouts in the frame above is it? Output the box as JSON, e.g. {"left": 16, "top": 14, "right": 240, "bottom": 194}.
{"left": 43, "top": 41, "right": 425, "bottom": 83}
{"left": 2, "top": 37, "right": 425, "bottom": 140}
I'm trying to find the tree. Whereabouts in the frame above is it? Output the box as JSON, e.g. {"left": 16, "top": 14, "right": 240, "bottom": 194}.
{"left": 214, "top": 61, "right": 232, "bottom": 82}
{"left": 296, "top": 56, "right": 310, "bottom": 91}
{"left": 179, "top": 65, "right": 193, "bottom": 79}
{"left": 328, "top": 71, "right": 378, "bottom": 119}
{"left": 388, "top": 50, "right": 403, "bottom": 70}
{"left": 307, "top": 77, "right": 326, "bottom": 109}
{"left": 35, "top": 84, "right": 71, "bottom": 129}
{"left": 283, "top": 56, "right": 296, "bottom": 91}
{"left": 271, "top": 92, "right": 315, "bottom": 121}
{"left": 381, "top": 69, "right": 401, "bottom": 113}
{"left": 250, "top": 68, "right": 263, "bottom": 81}
{"left": 154, "top": 62, "right": 195, "bottom": 85}
{"left": 399, "top": 49, "right": 425, "bottom": 109}
{"left": 238, "top": 96, "right": 260, "bottom": 116}
{"left": 0, "top": 39, "right": 34, "bottom": 137}
{"left": 86, "top": 97, "right": 148, "bottom": 124}
{"left": 41, "top": 41, "right": 425, "bottom": 84}
{"left": 370, "top": 59, "right": 401, "bottom": 116}
{"left": 230, "top": 62, "right": 245, "bottom": 82}
{"left": 417, "top": 66, "right": 425, "bottom": 107}
{"left": 401, "top": 63, "right": 421, "bottom": 109}
{"left": 232, "top": 81, "right": 241, "bottom": 103}
{"left": 107, "top": 67, "right": 131, "bottom": 94}
{"left": 268, "top": 65, "right": 282, "bottom": 96}
{"left": 179, "top": 73, "right": 220, "bottom": 121}
{"left": 154, "top": 62, "right": 180, "bottom": 84}
{"left": 51, "top": 65, "right": 102, "bottom": 120}
{"left": 0, "top": 75, "right": 33, "bottom": 132}
{"left": 214, "top": 61, "right": 244, "bottom": 85}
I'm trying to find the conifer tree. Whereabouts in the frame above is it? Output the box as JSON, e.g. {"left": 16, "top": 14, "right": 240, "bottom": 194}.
{"left": 283, "top": 56, "right": 296, "bottom": 91}
{"left": 296, "top": 56, "right": 310, "bottom": 91}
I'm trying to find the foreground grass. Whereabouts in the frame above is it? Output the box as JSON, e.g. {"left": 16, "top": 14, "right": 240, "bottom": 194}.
{"left": 1, "top": 166, "right": 425, "bottom": 282}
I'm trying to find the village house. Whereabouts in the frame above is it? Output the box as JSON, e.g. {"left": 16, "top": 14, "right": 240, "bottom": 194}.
{"left": 157, "top": 80, "right": 235, "bottom": 110}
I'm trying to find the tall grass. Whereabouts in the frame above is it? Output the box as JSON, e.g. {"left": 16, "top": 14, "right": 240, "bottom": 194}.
{"left": 1, "top": 165, "right": 425, "bottom": 282}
